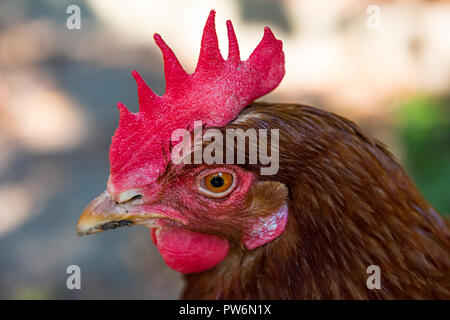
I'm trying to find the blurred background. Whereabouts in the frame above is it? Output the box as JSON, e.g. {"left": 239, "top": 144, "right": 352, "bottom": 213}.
{"left": 0, "top": 0, "right": 448, "bottom": 299}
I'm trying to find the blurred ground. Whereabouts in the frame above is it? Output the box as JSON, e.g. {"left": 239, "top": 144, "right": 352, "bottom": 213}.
{"left": 0, "top": 0, "right": 448, "bottom": 299}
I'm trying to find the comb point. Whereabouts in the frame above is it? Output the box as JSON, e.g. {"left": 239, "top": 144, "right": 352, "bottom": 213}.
{"left": 196, "top": 10, "right": 224, "bottom": 73}
{"left": 226, "top": 20, "right": 240, "bottom": 63}
{"left": 153, "top": 33, "right": 188, "bottom": 94}
{"left": 117, "top": 102, "right": 131, "bottom": 117}
{"left": 131, "top": 70, "right": 158, "bottom": 113}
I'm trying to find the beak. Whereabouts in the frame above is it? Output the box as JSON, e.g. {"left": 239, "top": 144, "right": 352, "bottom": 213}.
{"left": 76, "top": 190, "right": 163, "bottom": 236}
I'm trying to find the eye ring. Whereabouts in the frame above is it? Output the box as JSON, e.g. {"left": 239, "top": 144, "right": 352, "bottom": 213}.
{"left": 198, "top": 171, "right": 236, "bottom": 198}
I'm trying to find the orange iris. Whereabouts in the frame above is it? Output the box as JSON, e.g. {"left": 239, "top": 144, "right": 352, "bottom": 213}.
{"left": 204, "top": 172, "right": 233, "bottom": 193}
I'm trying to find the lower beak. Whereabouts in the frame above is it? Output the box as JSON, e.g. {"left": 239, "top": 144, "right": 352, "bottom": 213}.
{"left": 76, "top": 190, "right": 160, "bottom": 236}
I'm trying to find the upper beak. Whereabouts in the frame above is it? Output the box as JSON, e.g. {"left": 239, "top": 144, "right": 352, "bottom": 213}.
{"left": 76, "top": 190, "right": 161, "bottom": 236}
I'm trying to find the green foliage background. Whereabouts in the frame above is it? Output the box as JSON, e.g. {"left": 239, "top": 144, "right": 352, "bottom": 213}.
{"left": 395, "top": 95, "right": 450, "bottom": 216}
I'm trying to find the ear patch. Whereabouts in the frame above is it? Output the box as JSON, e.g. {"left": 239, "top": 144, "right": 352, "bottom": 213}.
{"left": 244, "top": 203, "right": 288, "bottom": 250}
{"left": 243, "top": 181, "right": 289, "bottom": 250}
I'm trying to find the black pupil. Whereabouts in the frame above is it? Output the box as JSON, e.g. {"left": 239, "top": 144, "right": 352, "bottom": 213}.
{"left": 210, "top": 175, "right": 225, "bottom": 188}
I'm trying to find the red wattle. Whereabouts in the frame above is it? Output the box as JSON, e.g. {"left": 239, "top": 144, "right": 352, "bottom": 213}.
{"left": 152, "top": 226, "right": 229, "bottom": 274}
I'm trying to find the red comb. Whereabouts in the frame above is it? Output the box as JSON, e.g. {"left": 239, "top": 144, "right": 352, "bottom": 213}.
{"left": 109, "top": 10, "right": 285, "bottom": 190}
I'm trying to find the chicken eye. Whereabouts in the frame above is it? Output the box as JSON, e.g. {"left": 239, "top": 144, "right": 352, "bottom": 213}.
{"left": 199, "top": 172, "right": 234, "bottom": 197}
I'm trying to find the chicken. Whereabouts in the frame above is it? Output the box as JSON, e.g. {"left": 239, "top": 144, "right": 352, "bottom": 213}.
{"left": 77, "top": 10, "right": 450, "bottom": 299}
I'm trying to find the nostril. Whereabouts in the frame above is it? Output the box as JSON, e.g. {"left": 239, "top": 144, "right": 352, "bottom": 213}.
{"left": 114, "top": 189, "right": 143, "bottom": 204}
{"left": 130, "top": 195, "right": 142, "bottom": 202}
